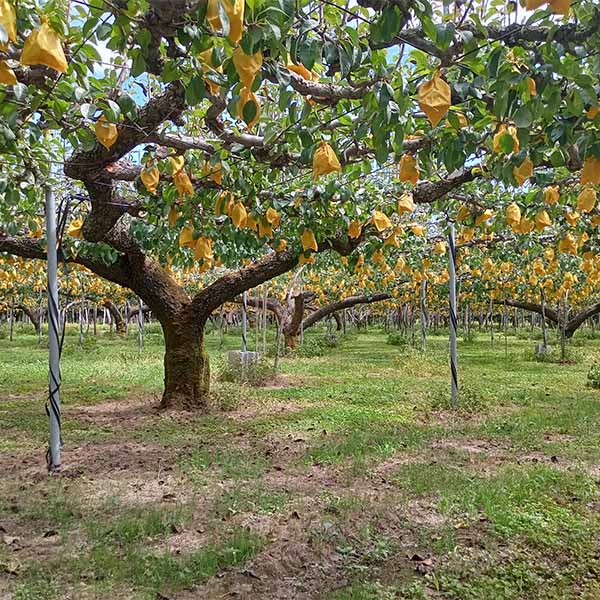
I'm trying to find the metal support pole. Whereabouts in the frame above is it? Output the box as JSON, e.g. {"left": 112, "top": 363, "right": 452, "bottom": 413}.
{"left": 489, "top": 295, "right": 494, "bottom": 347}
{"left": 274, "top": 315, "right": 283, "bottom": 372}
{"left": 262, "top": 285, "right": 268, "bottom": 356}
{"left": 9, "top": 299, "right": 14, "bottom": 341}
{"left": 38, "top": 289, "right": 43, "bottom": 345}
{"left": 219, "top": 305, "right": 225, "bottom": 349}
{"left": 503, "top": 298, "right": 508, "bottom": 358}
{"left": 241, "top": 291, "right": 248, "bottom": 352}
{"left": 561, "top": 291, "right": 568, "bottom": 362}
{"left": 255, "top": 294, "right": 259, "bottom": 353}
{"left": 420, "top": 279, "right": 427, "bottom": 352}
{"left": 540, "top": 287, "right": 548, "bottom": 350}
{"left": 45, "top": 188, "right": 61, "bottom": 471}
{"left": 447, "top": 223, "right": 458, "bottom": 409}
{"left": 79, "top": 290, "right": 84, "bottom": 346}
{"left": 137, "top": 297, "right": 144, "bottom": 354}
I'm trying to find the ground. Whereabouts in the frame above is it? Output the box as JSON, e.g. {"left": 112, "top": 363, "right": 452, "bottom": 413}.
{"left": 1, "top": 322, "right": 600, "bottom": 599}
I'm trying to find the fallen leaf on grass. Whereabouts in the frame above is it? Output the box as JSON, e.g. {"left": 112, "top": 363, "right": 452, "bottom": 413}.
{"left": 242, "top": 568, "right": 261, "bottom": 579}
{"left": 2, "top": 534, "right": 19, "bottom": 546}
{"left": 2, "top": 558, "right": 21, "bottom": 575}
{"left": 410, "top": 553, "right": 434, "bottom": 574}
{"left": 43, "top": 529, "right": 58, "bottom": 538}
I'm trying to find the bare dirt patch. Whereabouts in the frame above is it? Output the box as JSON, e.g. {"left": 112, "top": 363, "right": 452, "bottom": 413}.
{"left": 259, "top": 374, "right": 304, "bottom": 389}
{"left": 225, "top": 399, "right": 308, "bottom": 423}
{"left": 69, "top": 395, "right": 160, "bottom": 429}
{"left": 3, "top": 440, "right": 170, "bottom": 483}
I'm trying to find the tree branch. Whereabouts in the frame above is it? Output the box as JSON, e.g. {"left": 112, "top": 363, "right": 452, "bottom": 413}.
{"left": 302, "top": 293, "right": 392, "bottom": 330}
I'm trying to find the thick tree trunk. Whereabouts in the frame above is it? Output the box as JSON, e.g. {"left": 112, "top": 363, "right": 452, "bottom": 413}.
{"left": 161, "top": 319, "right": 210, "bottom": 410}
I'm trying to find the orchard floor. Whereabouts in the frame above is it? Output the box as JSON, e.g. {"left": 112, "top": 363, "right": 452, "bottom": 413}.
{"left": 2, "top": 325, "right": 600, "bottom": 600}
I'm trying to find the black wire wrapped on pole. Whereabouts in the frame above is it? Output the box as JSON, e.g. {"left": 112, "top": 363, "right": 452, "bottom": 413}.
{"left": 420, "top": 279, "right": 428, "bottom": 352}
{"left": 45, "top": 192, "right": 73, "bottom": 471}
{"left": 241, "top": 291, "right": 248, "bottom": 352}
{"left": 447, "top": 223, "right": 459, "bottom": 409}
{"left": 45, "top": 189, "right": 62, "bottom": 471}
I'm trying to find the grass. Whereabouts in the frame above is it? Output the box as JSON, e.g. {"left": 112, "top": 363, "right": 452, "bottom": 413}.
{"left": 1, "top": 322, "right": 600, "bottom": 598}
{"left": 86, "top": 504, "right": 194, "bottom": 545}
{"left": 14, "top": 527, "right": 262, "bottom": 600}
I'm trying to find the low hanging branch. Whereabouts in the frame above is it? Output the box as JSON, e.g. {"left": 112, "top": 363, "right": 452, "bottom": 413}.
{"left": 498, "top": 299, "right": 600, "bottom": 339}
{"left": 127, "top": 304, "right": 152, "bottom": 322}
{"left": 233, "top": 291, "right": 393, "bottom": 348}
{"left": 301, "top": 293, "right": 392, "bottom": 331}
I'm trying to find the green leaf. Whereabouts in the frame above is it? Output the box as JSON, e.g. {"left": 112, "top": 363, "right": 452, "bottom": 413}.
{"left": 185, "top": 76, "right": 206, "bottom": 106}
{"left": 434, "top": 23, "right": 455, "bottom": 51}
{"left": 339, "top": 45, "right": 351, "bottom": 78}
{"left": 298, "top": 38, "right": 318, "bottom": 71}
{"left": 105, "top": 100, "right": 121, "bottom": 121}
{"left": 131, "top": 51, "right": 146, "bottom": 78}
{"left": 80, "top": 103, "right": 97, "bottom": 119}
{"left": 371, "top": 6, "right": 401, "bottom": 44}
{"left": 514, "top": 105, "right": 533, "bottom": 128}
{"left": 136, "top": 29, "right": 151, "bottom": 52}
{"left": 117, "top": 94, "right": 137, "bottom": 118}
{"left": 487, "top": 47, "right": 503, "bottom": 79}
{"left": 242, "top": 97, "right": 258, "bottom": 125}
{"left": 499, "top": 133, "right": 516, "bottom": 154}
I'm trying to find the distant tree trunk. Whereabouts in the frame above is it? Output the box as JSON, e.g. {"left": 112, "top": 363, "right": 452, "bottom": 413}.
{"left": 498, "top": 298, "right": 600, "bottom": 340}
{"left": 103, "top": 300, "right": 126, "bottom": 335}
{"left": 16, "top": 304, "right": 43, "bottom": 334}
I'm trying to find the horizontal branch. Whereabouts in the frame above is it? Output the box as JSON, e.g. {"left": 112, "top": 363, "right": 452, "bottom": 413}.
{"left": 0, "top": 233, "right": 133, "bottom": 289}
{"left": 302, "top": 293, "right": 392, "bottom": 330}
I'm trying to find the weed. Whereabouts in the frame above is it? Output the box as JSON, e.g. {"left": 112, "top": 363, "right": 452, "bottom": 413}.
{"left": 586, "top": 362, "right": 600, "bottom": 389}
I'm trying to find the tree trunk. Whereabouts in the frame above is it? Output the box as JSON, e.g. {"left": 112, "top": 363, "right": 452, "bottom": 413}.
{"left": 285, "top": 332, "right": 299, "bottom": 349}
{"left": 103, "top": 300, "right": 126, "bottom": 335}
{"left": 161, "top": 320, "right": 210, "bottom": 410}
{"left": 16, "top": 305, "right": 42, "bottom": 334}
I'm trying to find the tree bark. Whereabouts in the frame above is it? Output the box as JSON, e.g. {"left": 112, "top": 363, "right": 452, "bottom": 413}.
{"left": 161, "top": 316, "right": 210, "bottom": 410}
{"left": 16, "top": 304, "right": 43, "bottom": 334}
{"left": 127, "top": 305, "right": 151, "bottom": 322}
{"left": 302, "top": 293, "right": 391, "bottom": 331}
{"left": 103, "top": 300, "right": 126, "bottom": 335}
{"left": 283, "top": 291, "right": 313, "bottom": 348}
